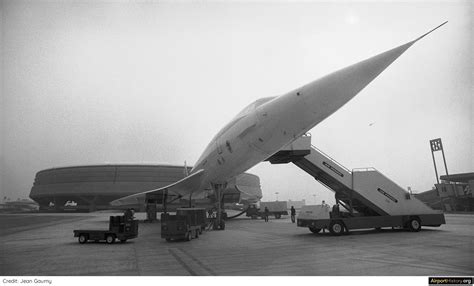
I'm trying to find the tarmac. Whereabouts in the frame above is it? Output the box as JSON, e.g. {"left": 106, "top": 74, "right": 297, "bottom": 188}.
{"left": 0, "top": 212, "right": 472, "bottom": 276}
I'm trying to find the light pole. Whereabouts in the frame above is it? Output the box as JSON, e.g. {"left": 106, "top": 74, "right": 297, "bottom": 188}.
{"left": 275, "top": 192, "right": 279, "bottom": 201}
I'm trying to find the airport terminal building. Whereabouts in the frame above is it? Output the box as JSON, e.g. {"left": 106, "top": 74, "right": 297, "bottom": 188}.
{"left": 415, "top": 172, "right": 474, "bottom": 212}
{"left": 30, "top": 164, "right": 261, "bottom": 212}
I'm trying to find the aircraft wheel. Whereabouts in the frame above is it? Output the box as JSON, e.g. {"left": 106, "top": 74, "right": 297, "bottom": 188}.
{"left": 309, "top": 226, "right": 321, "bottom": 234}
{"left": 106, "top": 234, "right": 115, "bottom": 244}
{"left": 329, "top": 221, "right": 344, "bottom": 236}
{"left": 78, "top": 234, "right": 87, "bottom": 244}
{"left": 408, "top": 217, "right": 421, "bottom": 232}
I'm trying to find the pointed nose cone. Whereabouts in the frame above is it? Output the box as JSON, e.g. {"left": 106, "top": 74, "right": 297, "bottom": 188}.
{"left": 302, "top": 41, "right": 415, "bottom": 121}
{"left": 301, "top": 22, "right": 447, "bottom": 127}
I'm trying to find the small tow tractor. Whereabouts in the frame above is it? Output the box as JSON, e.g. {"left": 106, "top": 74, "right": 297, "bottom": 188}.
{"left": 73, "top": 214, "right": 138, "bottom": 244}
{"left": 161, "top": 208, "right": 207, "bottom": 242}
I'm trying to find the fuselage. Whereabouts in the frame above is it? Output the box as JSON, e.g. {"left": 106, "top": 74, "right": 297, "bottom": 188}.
{"left": 191, "top": 81, "right": 354, "bottom": 190}
{"left": 191, "top": 37, "right": 420, "bottom": 192}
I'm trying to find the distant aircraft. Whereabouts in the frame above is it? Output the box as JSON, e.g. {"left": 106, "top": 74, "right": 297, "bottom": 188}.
{"left": 112, "top": 22, "right": 447, "bottom": 229}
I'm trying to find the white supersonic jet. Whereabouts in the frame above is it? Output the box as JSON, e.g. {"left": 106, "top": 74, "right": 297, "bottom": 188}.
{"left": 112, "top": 22, "right": 447, "bottom": 229}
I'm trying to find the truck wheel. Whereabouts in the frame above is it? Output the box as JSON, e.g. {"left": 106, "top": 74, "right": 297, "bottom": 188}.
{"left": 275, "top": 214, "right": 281, "bottom": 219}
{"left": 78, "top": 234, "right": 87, "bottom": 244}
{"left": 309, "top": 227, "right": 321, "bottom": 234}
{"left": 186, "top": 232, "right": 191, "bottom": 241}
{"left": 329, "top": 221, "right": 344, "bottom": 236}
{"left": 106, "top": 234, "right": 115, "bottom": 244}
{"left": 408, "top": 218, "right": 421, "bottom": 232}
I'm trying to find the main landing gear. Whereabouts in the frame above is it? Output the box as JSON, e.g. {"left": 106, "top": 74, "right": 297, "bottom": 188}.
{"left": 211, "top": 183, "right": 226, "bottom": 231}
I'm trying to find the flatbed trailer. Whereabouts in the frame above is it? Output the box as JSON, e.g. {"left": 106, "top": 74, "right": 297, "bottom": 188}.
{"left": 297, "top": 205, "right": 445, "bottom": 235}
{"left": 73, "top": 215, "right": 138, "bottom": 244}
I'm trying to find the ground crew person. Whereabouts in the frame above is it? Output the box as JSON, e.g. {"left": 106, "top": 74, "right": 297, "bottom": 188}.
{"left": 332, "top": 203, "right": 340, "bottom": 218}
{"left": 124, "top": 208, "right": 133, "bottom": 221}
{"left": 264, "top": 206, "right": 270, "bottom": 222}
{"left": 290, "top": 206, "right": 296, "bottom": 223}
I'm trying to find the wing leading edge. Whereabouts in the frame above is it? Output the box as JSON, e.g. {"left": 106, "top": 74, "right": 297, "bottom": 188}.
{"left": 110, "top": 169, "right": 205, "bottom": 206}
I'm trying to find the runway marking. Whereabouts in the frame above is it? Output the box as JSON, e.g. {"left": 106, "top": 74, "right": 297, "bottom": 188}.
{"left": 168, "top": 248, "right": 215, "bottom": 276}
{"left": 168, "top": 248, "right": 197, "bottom": 276}
{"left": 178, "top": 248, "right": 217, "bottom": 275}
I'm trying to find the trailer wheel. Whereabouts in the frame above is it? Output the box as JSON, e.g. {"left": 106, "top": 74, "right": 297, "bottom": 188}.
{"left": 329, "top": 221, "right": 344, "bottom": 236}
{"left": 78, "top": 234, "right": 87, "bottom": 244}
{"left": 309, "top": 227, "right": 321, "bottom": 234}
{"left": 185, "top": 231, "right": 191, "bottom": 241}
{"left": 106, "top": 234, "right": 115, "bottom": 244}
{"left": 408, "top": 218, "right": 421, "bottom": 232}
{"left": 275, "top": 214, "right": 281, "bottom": 219}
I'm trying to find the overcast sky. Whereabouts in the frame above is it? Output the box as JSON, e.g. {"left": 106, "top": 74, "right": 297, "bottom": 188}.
{"left": 1, "top": 0, "right": 472, "bottom": 204}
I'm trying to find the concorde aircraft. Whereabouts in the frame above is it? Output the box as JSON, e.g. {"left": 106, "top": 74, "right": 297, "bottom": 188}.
{"left": 112, "top": 22, "right": 447, "bottom": 229}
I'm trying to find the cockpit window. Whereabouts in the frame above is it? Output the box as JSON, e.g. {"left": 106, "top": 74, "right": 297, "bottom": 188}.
{"left": 235, "top": 97, "right": 276, "bottom": 118}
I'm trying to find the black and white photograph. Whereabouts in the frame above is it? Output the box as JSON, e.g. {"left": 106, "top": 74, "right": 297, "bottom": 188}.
{"left": 0, "top": 0, "right": 472, "bottom": 284}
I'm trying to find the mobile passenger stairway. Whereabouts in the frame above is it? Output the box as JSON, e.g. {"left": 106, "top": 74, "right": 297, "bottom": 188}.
{"left": 266, "top": 135, "right": 445, "bottom": 233}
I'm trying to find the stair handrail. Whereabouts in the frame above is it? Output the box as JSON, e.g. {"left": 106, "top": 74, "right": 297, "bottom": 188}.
{"left": 310, "top": 144, "right": 352, "bottom": 174}
{"left": 352, "top": 167, "right": 377, "bottom": 172}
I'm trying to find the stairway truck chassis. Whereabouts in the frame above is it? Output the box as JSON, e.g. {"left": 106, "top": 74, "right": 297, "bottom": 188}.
{"left": 297, "top": 205, "right": 445, "bottom": 235}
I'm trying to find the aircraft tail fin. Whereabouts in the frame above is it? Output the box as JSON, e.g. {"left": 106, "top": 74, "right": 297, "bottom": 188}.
{"left": 184, "top": 161, "right": 189, "bottom": 176}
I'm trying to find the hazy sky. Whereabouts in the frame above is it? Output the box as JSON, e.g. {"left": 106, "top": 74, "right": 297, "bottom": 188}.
{"left": 1, "top": 0, "right": 472, "bottom": 205}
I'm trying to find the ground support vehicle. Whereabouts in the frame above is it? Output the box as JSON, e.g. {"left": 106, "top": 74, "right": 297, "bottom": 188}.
{"left": 246, "top": 201, "right": 288, "bottom": 219}
{"left": 267, "top": 135, "right": 445, "bottom": 236}
{"left": 297, "top": 205, "right": 445, "bottom": 235}
{"left": 73, "top": 215, "right": 139, "bottom": 244}
{"left": 161, "top": 208, "right": 207, "bottom": 241}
